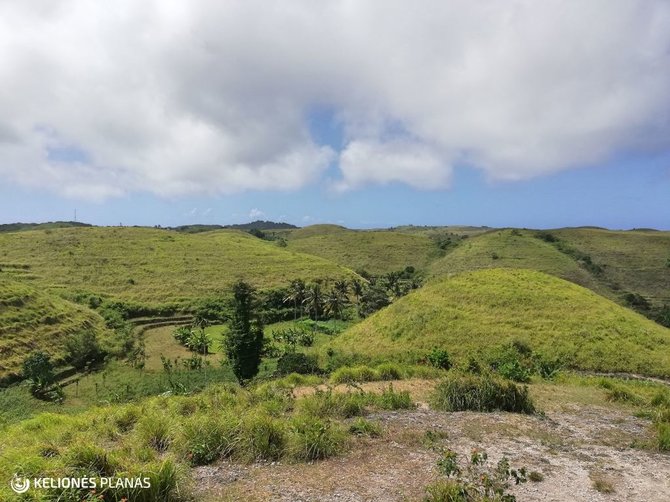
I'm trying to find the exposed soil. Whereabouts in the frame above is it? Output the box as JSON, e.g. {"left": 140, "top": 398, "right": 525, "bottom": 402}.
{"left": 192, "top": 382, "right": 670, "bottom": 502}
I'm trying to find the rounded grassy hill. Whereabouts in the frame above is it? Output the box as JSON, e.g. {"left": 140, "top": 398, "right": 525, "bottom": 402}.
{"left": 328, "top": 268, "right": 670, "bottom": 377}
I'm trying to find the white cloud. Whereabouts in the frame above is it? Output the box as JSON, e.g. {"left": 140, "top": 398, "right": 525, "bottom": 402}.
{"left": 248, "top": 208, "right": 265, "bottom": 220}
{"left": 0, "top": 0, "right": 668, "bottom": 199}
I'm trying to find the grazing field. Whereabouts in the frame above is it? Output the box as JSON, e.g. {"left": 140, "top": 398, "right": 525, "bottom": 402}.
{"left": 0, "top": 227, "right": 357, "bottom": 304}
{"left": 328, "top": 268, "right": 670, "bottom": 377}
{"left": 0, "top": 280, "right": 110, "bottom": 381}
{"left": 286, "top": 227, "right": 439, "bottom": 274}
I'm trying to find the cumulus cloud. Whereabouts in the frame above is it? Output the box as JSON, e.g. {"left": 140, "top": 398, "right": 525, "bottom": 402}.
{"left": 0, "top": 0, "right": 668, "bottom": 199}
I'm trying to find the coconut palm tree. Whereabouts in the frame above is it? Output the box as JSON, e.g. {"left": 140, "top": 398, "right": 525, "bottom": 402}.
{"left": 303, "top": 282, "right": 324, "bottom": 325}
{"left": 284, "top": 279, "right": 306, "bottom": 320}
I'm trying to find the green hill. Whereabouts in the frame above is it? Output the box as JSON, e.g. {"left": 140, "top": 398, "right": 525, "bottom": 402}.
{"left": 0, "top": 280, "right": 110, "bottom": 381}
{"left": 328, "top": 268, "right": 670, "bottom": 377}
{"left": 286, "top": 227, "right": 438, "bottom": 275}
{"left": 553, "top": 228, "right": 670, "bottom": 306}
{"left": 429, "top": 229, "right": 603, "bottom": 289}
{"left": 0, "top": 227, "right": 357, "bottom": 304}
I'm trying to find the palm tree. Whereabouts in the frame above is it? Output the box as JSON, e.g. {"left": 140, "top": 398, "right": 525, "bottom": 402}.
{"left": 334, "top": 279, "right": 349, "bottom": 299}
{"left": 324, "top": 290, "right": 348, "bottom": 327}
{"left": 284, "top": 279, "right": 306, "bottom": 320}
{"left": 303, "top": 282, "right": 324, "bottom": 325}
{"left": 350, "top": 279, "right": 364, "bottom": 304}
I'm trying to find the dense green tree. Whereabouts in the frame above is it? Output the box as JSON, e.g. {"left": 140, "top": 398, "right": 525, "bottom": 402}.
{"left": 65, "top": 330, "right": 105, "bottom": 370}
{"left": 22, "top": 351, "right": 55, "bottom": 394}
{"left": 224, "top": 280, "right": 264, "bottom": 383}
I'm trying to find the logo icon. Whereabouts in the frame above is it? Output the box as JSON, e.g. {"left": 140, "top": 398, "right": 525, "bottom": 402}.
{"left": 10, "top": 474, "right": 30, "bottom": 494}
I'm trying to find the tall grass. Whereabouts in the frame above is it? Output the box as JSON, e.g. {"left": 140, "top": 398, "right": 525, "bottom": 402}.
{"left": 430, "top": 373, "right": 536, "bottom": 414}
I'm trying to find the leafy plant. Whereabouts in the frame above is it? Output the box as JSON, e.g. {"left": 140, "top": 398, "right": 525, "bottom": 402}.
{"left": 427, "top": 348, "right": 453, "bottom": 370}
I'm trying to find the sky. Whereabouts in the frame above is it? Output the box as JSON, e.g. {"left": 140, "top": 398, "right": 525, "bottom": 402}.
{"left": 0, "top": 1, "right": 669, "bottom": 230}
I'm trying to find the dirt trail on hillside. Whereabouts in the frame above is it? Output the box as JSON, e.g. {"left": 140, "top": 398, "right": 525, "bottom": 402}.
{"left": 193, "top": 401, "right": 670, "bottom": 501}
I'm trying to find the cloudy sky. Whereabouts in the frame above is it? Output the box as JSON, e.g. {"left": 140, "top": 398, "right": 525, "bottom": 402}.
{"left": 1, "top": 0, "right": 669, "bottom": 229}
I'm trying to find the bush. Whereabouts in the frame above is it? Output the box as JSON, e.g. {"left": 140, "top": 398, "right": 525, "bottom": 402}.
{"left": 427, "top": 348, "right": 452, "bottom": 370}
{"left": 276, "top": 352, "right": 320, "bottom": 375}
{"left": 173, "top": 327, "right": 192, "bottom": 344}
{"left": 375, "top": 385, "right": 414, "bottom": 410}
{"left": 330, "top": 365, "right": 379, "bottom": 384}
{"left": 348, "top": 417, "right": 382, "bottom": 437}
{"left": 288, "top": 416, "right": 347, "bottom": 461}
{"left": 297, "top": 389, "right": 370, "bottom": 419}
{"left": 430, "top": 373, "right": 535, "bottom": 414}
{"left": 180, "top": 414, "right": 239, "bottom": 465}
{"left": 375, "top": 362, "right": 403, "bottom": 381}
{"left": 240, "top": 413, "right": 287, "bottom": 461}
{"left": 185, "top": 330, "right": 212, "bottom": 354}
{"left": 65, "top": 330, "right": 106, "bottom": 370}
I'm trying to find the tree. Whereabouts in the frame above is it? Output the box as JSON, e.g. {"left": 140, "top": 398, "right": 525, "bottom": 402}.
{"left": 284, "top": 279, "right": 306, "bottom": 320}
{"left": 358, "top": 283, "right": 391, "bottom": 317}
{"left": 350, "top": 279, "right": 364, "bottom": 305}
{"left": 334, "top": 279, "right": 349, "bottom": 298}
{"left": 22, "top": 351, "right": 55, "bottom": 395}
{"left": 324, "top": 290, "right": 348, "bottom": 324}
{"left": 303, "top": 282, "right": 324, "bottom": 323}
{"left": 65, "top": 330, "right": 105, "bottom": 370}
{"left": 223, "top": 280, "right": 264, "bottom": 383}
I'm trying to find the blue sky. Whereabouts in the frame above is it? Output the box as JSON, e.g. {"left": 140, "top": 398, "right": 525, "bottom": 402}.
{"left": 2, "top": 148, "right": 668, "bottom": 230}
{"left": 1, "top": 1, "right": 669, "bottom": 230}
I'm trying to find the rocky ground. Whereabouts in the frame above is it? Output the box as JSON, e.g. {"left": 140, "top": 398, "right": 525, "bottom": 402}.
{"left": 192, "top": 380, "right": 670, "bottom": 501}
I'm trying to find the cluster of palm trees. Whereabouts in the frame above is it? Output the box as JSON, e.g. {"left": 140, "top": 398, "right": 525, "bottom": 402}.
{"left": 283, "top": 270, "right": 422, "bottom": 322}
{"left": 283, "top": 278, "right": 357, "bottom": 323}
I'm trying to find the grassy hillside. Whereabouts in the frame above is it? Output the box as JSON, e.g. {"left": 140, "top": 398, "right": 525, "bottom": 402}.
{"left": 553, "top": 228, "right": 670, "bottom": 306}
{"left": 429, "top": 229, "right": 604, "bottom": 291}
{"left": 0, "top": 280, "right": 110, "bottom": 381}
{"left": 328, "top": 269, "right": 670, "bottom": 377}
{"left": 0, "top": 227, "right": 358, "bottom": 304}
{"left": 286, "top": 227, "right": 438, "bottom": 275}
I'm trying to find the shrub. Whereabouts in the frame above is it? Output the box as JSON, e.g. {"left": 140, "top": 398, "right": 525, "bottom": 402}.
{"left": 65, "top": 330, "right": 105, "bottom": 370}
{"left": 288, "top": 416, "right": 347, "bottom": 461}
{"left": 425, "top": 449, "right": 527, "bottom": 502}
{"left": 240, "top": 412, "right": 287, "bottom": 461}
{"left": 330, "top": 365, "right": 379, "bottom": 384}
{"left": 348, "top": 417, "right": 382, "bottom": 437}
{"left": 375, "top": 385, "right": 414, "bottom": 410}
{"left": 180, "top": 414, "right": 239, "bottom": 465}
{"left": 375, "top": 362, "right": 403, "bottom": 381}
{"left": 173, "top": 326, "right": 192, "bottom": 344}
{"left": 276, "top": 352, "right": 319, "bottom": 375}
{"left": 185, "top": 329, "right": 212, "bottom": 354}
{"left": 430, "top": 373, "right": 535, "bottom": 414}
{"left": 136, "top": 414, "right": 174, "bottom": 452}
{"left": 427, "top": 348, "right": 452, "bottom": 370}
{"left": 297, "top": 389, "right": 370, "bottom": 419}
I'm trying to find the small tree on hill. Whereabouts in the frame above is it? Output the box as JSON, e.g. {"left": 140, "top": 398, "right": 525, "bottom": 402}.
{"left": 65, "top": 330, "right": 105, "bottom": 370}
{"left": 22, "top": 351, "right": 55, "bottom": 395}
{"left": 224, "top": 280, "right": 264, "bottom": 383}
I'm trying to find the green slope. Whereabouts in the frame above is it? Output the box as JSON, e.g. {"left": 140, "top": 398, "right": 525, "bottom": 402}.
{"left": 328, "top": 268, "right": 670, "bottom": 377}
{"left": 553, "top": 228, "right": 670, "bottom": 306}
{"left": 0, "top": 227, "right": 358, "bottom": 304}
{"left": 429, "top": 229, "right": 603, "bottom": 291}
{"left": 286, "top": 227, "right": 438, "bottom": 275}
{"left": 0, "top": 280, "right": 110, "bottom": 380}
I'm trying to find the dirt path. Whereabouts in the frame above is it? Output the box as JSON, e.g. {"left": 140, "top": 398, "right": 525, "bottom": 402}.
{"left": 192, "top": 398, "right": 670, "bottom": 501}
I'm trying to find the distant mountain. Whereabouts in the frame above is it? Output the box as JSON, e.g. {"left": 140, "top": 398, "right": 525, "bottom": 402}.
{"left": 0, "top": 221, "right": 93, "bottom": 233}
{"left": 172, "top": 220, "right": 298, "bottom": 233}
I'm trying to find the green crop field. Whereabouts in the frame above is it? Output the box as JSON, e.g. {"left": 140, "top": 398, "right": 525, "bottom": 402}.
{"left": 0, "top": 280, "right": 110, "bottom": 381}
{"left": 0, "top": 227, "right": 358, "bottom": 305}
{"left": 328, "top": 268, "right": 670, "bottom": 377}
{"left": 286, "top": 227, "right": 439, "bottom": 275}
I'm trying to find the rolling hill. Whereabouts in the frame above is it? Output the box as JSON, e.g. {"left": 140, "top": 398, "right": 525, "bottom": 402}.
{"left": 553, "top": 228, "right": 670, "bottom": 307}
{"left": 285, "top": 225, "right": 439, "bottom": 275}
{"left": 0, "top": 227, "right": 358, "bottom": 304}
{"left": 328, "top": 268, "right": 670, "bottom": 377}
{"left": 0, "top": 280, "right": 110, "bottom": 381}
